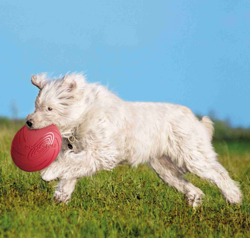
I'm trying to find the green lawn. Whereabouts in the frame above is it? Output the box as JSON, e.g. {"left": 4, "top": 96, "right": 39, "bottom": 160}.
{"left": 0, "top": 125, "right": 250, "bottom": 238}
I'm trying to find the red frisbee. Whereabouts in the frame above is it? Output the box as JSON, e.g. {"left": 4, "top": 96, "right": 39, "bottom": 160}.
{"left": 11, "top": 124, "right": 62, "bottom": 172}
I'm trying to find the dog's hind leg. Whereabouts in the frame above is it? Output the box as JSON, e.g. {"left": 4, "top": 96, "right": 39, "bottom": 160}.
{"left": 149, "top": 156, "right": 205, "bottom": 208}
{"left": 54, "top": 178, "right": 78, "bottom": 203}
{"left": 185, "top": 150, "right": 242, "bottom": 204}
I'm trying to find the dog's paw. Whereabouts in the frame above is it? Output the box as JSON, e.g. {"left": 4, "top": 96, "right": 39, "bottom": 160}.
{"left": 186, "top": 192, "right": 205, "bottom": 208}
{"left": 54, "top": 190, "right": 70, "bottom": 203}
{"left": 223, "top": 182, "right": 242, "bottom": 204}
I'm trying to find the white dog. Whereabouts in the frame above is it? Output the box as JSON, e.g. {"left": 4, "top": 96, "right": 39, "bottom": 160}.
{"left": 26, "top": 73, "right": 242, "bottom": 207}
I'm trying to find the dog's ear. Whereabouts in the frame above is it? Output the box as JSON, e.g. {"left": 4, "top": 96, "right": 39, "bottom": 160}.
{"left": 31, "top": 74, "right": 48, "bottom": 89}
{"left": 62, "top": 74, "right": 77, "bottom": 92}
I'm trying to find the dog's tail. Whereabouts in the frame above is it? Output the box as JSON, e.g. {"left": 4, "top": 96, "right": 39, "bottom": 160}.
{"left": 201, "top": 116, "right": 214, "bottom": 141}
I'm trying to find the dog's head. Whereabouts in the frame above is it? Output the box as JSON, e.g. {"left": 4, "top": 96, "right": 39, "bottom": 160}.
{"left": 26, "top": 73, "right": 85, "bottom": 130}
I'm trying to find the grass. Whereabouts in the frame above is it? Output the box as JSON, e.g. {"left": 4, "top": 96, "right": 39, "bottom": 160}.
{"left": 0, "top": 124, "right": 250, "bottom": 237}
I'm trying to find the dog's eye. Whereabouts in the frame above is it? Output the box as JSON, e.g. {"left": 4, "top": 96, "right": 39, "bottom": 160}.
{"left": 48, "top": 107, "right": 53, "bottom": 111}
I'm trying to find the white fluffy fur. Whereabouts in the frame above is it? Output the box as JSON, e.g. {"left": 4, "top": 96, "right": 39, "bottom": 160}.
{"left": 26, "top": 73, "right": 242, "bottom": 207}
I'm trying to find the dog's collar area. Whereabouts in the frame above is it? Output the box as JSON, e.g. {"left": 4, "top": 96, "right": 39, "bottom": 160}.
{"left": 68, "top": 135, "right": 76, "bottom": 144}
{"left": 65, "top": 128, "right": 77, "bottom": 150}
{"left": 67, "top": 135, "right": 76, "bottom": 150}
{"left": 68, "top": 143, "right": 73, "bottom": 149}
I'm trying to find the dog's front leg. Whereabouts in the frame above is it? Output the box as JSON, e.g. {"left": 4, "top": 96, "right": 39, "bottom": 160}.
{"left": 58, "top": 150, "right": 99, "bottom": 180}
{"left": 41, "top": 150, "right": 105, "bottom": 203}
{"left": 40, "top": 151, "right": 65, "bottom": 181}
{"left": 54, "top": 178, "right": 78, "bottom": 203}
{"left": 41, "top": 150, "right": 98, "bottom": 181}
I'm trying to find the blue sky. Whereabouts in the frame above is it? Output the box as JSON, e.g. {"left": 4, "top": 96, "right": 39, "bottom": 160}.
{"left": 0, "top": 0, "right": 249, "bottom": 127}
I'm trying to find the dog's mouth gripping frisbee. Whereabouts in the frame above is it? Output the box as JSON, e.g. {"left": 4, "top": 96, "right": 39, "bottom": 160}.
{"left": 11, "top": 124, "right": 62, "bottom": 172}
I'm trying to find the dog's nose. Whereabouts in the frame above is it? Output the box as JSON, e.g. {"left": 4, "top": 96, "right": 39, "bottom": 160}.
{"left": 26, "top": 120, "right": 33, "bottom": 128}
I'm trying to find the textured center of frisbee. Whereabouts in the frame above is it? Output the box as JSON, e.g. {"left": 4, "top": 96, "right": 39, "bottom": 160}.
{"left": 28, "top": 132, "right": 55, "bottom": 160}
